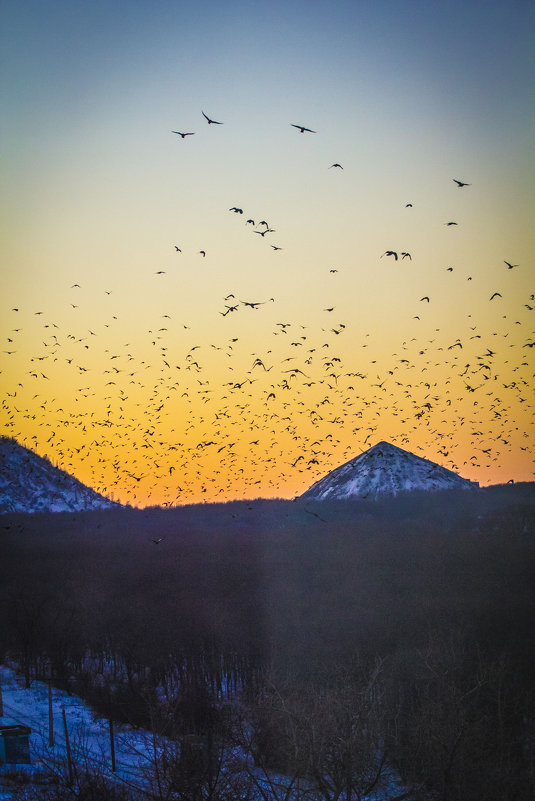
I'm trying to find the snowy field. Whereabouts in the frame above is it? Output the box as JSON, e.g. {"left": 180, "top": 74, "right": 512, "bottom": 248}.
{"left": 0, "top": 666, "right": 156, "bottom": 798}
{"left": 0, "top": 665, "right": 410, "bottom": 800}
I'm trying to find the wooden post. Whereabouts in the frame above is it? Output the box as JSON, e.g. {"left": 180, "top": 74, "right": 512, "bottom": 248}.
{"left": 109, "top": 717, "right": 116, "bottom": 772}
{"left": 48, "top": 678, "right": 54, "bottom": 747}
{"left": 62, "top": 707, "right": 73, "bottom": 786}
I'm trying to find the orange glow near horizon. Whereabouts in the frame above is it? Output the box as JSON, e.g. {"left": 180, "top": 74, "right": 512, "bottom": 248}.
{"left": 2, "top": 277, "right": 533, "bottom": 507}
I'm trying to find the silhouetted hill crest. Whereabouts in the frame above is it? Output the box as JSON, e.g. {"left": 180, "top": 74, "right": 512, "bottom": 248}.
{"left": 301, "top": 440, "right": 477, "bottom": 501}
{"left": 0, "top": 436, "right": 120, "bottom": 513}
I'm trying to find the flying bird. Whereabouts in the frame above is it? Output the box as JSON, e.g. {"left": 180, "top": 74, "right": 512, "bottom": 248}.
{"left": 329, "top": 163, "right": 343, "bottom": 169}
{"left": 202, "top": 111, "right": 223, "bottom": 125}
{"left": 291, "top": 124, "right": 316, "bottom": 133}
{"left": 490, "top": 292, "right": 502, "bottom": 300}
{"left": 504, "top": 261, "right": 518, "bottom": 269}
{"left": 171, "top": 131, "right": 195, "bottom": 138}
{"left": 240, "top": 300, "right": 265, "bottom": 309}
{"left": 382, "top": 251, "right": 398, "bottom": 260}
{"left": 453, "top": 178, "right": 470, "bottom": 187}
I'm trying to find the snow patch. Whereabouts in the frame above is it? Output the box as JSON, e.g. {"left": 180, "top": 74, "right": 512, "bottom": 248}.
{"left": 301, "top": 440, "right": 477, "bottom": 500}
{"left": 0, "top": 437, "right": 119, "bottom": 514}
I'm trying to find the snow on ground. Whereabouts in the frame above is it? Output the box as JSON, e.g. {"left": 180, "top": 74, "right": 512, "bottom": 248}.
{"left": 0, "top": 665, "right": 411, "bottom": 800}
{"left": 0, "top": 666, "right": 155, "bottom": 798}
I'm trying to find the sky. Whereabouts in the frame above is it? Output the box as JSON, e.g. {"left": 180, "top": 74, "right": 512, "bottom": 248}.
{"left": 1, "top": 0, "right": 534, "bottom": 507}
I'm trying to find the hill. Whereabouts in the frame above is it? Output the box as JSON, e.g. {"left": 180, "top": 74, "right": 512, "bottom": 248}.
{"left": 0, "top": 436, "right": 119, "bottom": 514}
{"left": 301, "top": 440, "right": 477, "bottom": 500}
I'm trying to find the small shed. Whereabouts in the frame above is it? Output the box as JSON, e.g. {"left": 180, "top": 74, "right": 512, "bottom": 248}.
{"left": 0, "top": 723, "right": 32, "bottom": 764}
{"left": 179, "top": 733, "right": 216, "bottom": 775}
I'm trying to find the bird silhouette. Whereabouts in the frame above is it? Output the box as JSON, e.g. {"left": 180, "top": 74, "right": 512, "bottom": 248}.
{"left": 329, "top": 163, "right": 343, "bottom": 169}
{"left": 202, "top": 111, "right": 223, "bottom": 125}
{"left": 291, "top": 124, "right": 316, "bottom": 133}
{"left": 240, "top": 300, "right": 266, "bottom": 309}
{"left": 504, "top": 261, "right": 518, "bottom": 269}
{"left": 171, "top": 131, "right": 195, "bottom": 138}
{"left": 453, "top": 178, "right": 470, "bottom": 187}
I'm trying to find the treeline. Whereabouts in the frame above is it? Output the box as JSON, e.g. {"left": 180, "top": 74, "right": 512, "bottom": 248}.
{"left": 1, "top": 485, "right": 534, "bottom": 799}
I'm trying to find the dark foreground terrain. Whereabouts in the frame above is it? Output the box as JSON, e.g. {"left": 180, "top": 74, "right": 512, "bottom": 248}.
{"left": 1, "top": 483, "right": 534, "bottom": 800}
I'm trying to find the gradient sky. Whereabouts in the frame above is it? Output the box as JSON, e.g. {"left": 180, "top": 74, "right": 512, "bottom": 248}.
{"left": 2, "top": 0, "right": 534, "bottom": 506}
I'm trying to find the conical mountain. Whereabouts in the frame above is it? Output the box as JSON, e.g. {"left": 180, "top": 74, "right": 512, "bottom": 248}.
{"left": 0, "top": 437, "right": 120, "bottom": 513}
{"left": 301, "top": 440, "right": 477, "bottom": 501}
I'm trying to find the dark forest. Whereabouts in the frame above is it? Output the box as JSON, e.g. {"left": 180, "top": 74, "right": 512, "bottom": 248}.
{"left": 1, "top": 484, "right": 534, "bottom": 800}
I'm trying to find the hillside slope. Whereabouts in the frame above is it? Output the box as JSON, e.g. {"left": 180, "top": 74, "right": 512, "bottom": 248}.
{"left": 0, "top": 437, "right": 119, "bottom": 513}
{"left": 301, "top": 440, "right": 477, "bottom": 500}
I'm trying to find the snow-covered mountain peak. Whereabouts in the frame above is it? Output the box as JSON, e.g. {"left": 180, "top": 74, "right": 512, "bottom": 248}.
{"left": 301, "top": 440, "right": 477, "bottom": 501}
{"left": 0, "top": 437, "right": 120, "bottom": 514}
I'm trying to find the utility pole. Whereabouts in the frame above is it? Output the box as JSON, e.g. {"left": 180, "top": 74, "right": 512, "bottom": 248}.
{"left": 62, "top": 707, "right": 73, "bottom": 786}
{"left": 109, "top": 717, "right": 116, "bottom": 772}
{"left": 48, "top": 671, "right": 54, "bottom": 747}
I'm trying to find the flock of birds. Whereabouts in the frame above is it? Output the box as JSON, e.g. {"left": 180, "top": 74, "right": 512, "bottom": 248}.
{"left": 1, "top": 110, "right": 533, "bottom": 507}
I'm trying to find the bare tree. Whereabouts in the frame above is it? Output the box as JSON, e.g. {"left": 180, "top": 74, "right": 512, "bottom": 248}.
{"left": 387, "top": 633, "right": 535, "bottom": 801}
{"left": 239, "top": 659, "right": 396, "bottom": 801}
